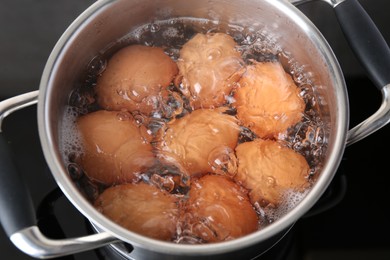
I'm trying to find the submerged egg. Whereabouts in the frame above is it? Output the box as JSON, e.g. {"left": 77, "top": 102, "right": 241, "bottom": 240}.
{"left": 94, "top": 182, "right": 179, "bottom": 241}
{"left": 183, "top": 174, "right": 258, "bottom": 243}
{"left": 76, "top": 110, "right": 154, "bottom": 185}
{"left": 95, "top": 45, "right": 178, "bottom": 115}
{"left": 233, "top": 61, "right": 305, "bottom": 138}
{"left": 156, "top": 107, "right": 240, "bottom": 177}
{"left": 177, "top": 33, "right": 245, "bottom": 109}
{"left": 235, "top": 139, "right": 310, "bottom": 207}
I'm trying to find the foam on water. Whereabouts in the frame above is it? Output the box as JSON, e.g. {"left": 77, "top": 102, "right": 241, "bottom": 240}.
{"left": 60, "top": 106, "right": 83, "bottom": 165}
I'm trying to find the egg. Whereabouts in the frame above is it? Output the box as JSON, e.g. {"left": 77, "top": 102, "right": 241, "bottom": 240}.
{"left": 234, "top": 139, "right": 310, "bottom": 207}
{"left": 76, "top": 110, "right": 154, "bottom": 185}
{"left": 94, "top": 182, "right": 179, "bottom": 241}
{"left": 177, "top": 33, "right": 245, "bottom": 109}
{"left": 95, "top": 45, "right": 178, "bottom": 115}
{"left": 183, "top": 174, "right": 258, "bottom": 243}
{"left": 233, "top": 61, "right": 305, "bottom": 138}
{"left": 156, "top": 107, "right": 240, "bottom": 177}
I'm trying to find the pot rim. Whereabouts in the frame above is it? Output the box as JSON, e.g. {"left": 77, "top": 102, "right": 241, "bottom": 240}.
{"left": 37, "top": 0, "right": 348, "bottom": 256}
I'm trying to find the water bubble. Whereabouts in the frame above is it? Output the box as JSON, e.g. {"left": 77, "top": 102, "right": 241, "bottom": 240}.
{"left": 116, "top": 82, "right": 147, "bottom": 104}
{"left": 151, "top": 173, "right": 175, "bottom": 193}
{"left": 140, "top": 126, "right": 153, "bottom": 144}
{"left": 208, "top": 146, "right": 237, "bottom": 177}
{"left": 87, "top": 57, "right": 107, "bottom": 78}
{"left": 148, "top": 117, "right": 167, "bottom": 135}
{"left": 207, "top": 47, "right": 222, "bottom": 60}
{"left": 80, "top": 178, "right": 101, "bottom": 201}
{"left": 238, "top": 126, "right": 257, "bottom": 143}
{"left": 315, "top": 126, "right": 325, "bottom": 145}
{"left": 143, "top": 40, "right": 154, "bottom": 47}
{"left": 91, "top": 59, "right": 107, "bottom": 75}
{"left": 68, "top": 163, "right": 84, "bottom": 180}
{"left": 116, "top": 110, "right": 132, "bottom": 121}
{"left": 132, "top": 112, "right": 146, "bottom": 125}
{"left": 293, "top": 72, "right": 305, "bottom": 84}
{"left": 163, "top": 27, "right": 179, "bottom": 38}
{"left": 175, "top": 235, "right": 203, "bottom": 244}
{"left": 159, "top": 91, "right": 185, "bottom": 119}
{"left": 242, "top": 33, "right": 257, "bottom": 45}
{"left": 265, "top": 176, "right": 276, "bottom": 187}
{"left": 146, "top": 154, "right": 191, "bottom": 194}
{"left": 68, "top": 89, "right": 96, "bottom": 113}
{"left": 115, "top": 85, "right": 132, "bottom": 101}
{"left": 150, "top": 23, "right": 161, "bottom": 33}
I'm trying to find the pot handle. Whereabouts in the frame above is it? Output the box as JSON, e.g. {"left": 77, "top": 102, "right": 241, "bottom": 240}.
{"left": 334, "top": 0, "right": 390, "bottom": 89}
{"left": 0, "top": 91, "right": 39, "bottom": 237}
{"left": 0, "top": 92, "right": 119, "bottom": 259}
{"left": 291, "top": 0, "right": 390, "bottom": 146}
{"left": 331, "top": 0, "right": 390, "bottom": 146}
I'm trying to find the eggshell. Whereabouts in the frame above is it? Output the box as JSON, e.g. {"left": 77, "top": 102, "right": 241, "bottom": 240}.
{"left": 183, "top": 174, "right": 258, "bottom": 243}
{"left": 235, "top": 139, "right": 310, "bottom": 207}
{"left": 156, "top": 107, "right": 240, "bottom": 176}
{"left": 177, "top": 33, "right": 245, "bottom": 109}
{"left": 233, "top": 61, "right": 305, "bottom": 138}
{"left": 76, "top": 110, "right": 154, "bottom": 185}
{"left": 94, "top": 182, "right": 179, "bottom": 241}
{"left": 96, "top": 45, "right": 178, "bottom": 115}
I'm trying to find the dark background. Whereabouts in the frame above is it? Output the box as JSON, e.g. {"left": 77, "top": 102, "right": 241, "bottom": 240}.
{"left": 1, "top": 0, "right": 389, "bottom": 259}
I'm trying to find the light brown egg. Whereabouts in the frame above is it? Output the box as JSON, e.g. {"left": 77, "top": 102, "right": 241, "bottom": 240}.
{"left": 156, "top": 107, "right": 240, "bottom": 177}
{"left": 183, "top": 174, "right": 258, "bottom": 243}
{"left": 177, "top": 33, "right": 245, "bottom": 109}
{"left": 235, "top": 139, "right": 310, "bottom": 207}
{"left": 233, "top": 61, "right": 305, "bottom": 138}
{"left": 95, "top": 45, "right": 178, "bottom": 115}
{"left": 76, "top": 110, "right": 154, "bottom": 185}
{"left": 94, "top": 182, "right": 179, "bottom": 241}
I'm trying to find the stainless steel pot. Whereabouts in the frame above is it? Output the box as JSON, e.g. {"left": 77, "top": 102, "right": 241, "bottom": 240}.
{"left": 1, "top": 0, "right": 389, "bottom": 259}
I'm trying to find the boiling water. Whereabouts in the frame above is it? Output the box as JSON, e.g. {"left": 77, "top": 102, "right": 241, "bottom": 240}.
{"left": 60, "top": 18, "right": 326, "bottom": 242}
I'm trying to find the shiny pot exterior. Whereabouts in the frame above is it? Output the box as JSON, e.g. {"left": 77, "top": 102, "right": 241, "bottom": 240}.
{"left": 36, "top": 0, "right": 349, "bottom": 258}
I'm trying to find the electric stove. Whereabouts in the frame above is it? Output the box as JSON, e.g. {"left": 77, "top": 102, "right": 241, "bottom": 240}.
{"left": 1, "top": 0, "right": 390, "bottom": 259}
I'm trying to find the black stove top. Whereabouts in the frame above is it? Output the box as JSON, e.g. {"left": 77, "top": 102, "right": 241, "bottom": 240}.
{"left": 1, "top": 0, "right": 390, "bottom": 259}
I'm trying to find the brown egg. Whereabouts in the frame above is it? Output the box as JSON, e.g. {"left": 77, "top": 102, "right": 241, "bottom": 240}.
{"left": 177, "top": 33, "right": 245, "bottom": 109}
{"left": 183, "top": 174, "right": 258, "bottom": 243}
{"left": 156, "top": 107, "right": 240, "bottom": 177}
{"left": 233, "top": 61, "right": 305, "bottom": 138}
{"left": 76, "top": 110, "right": 154, "bottom": 185}
{"left": 235, "top": 139, "right": 310, "bottom": 207}
{"left": 95, "top": 45, "right": 178, "bottom": 115}
{"left": 94, "top": 182, "right": 179, "bottom": 241}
